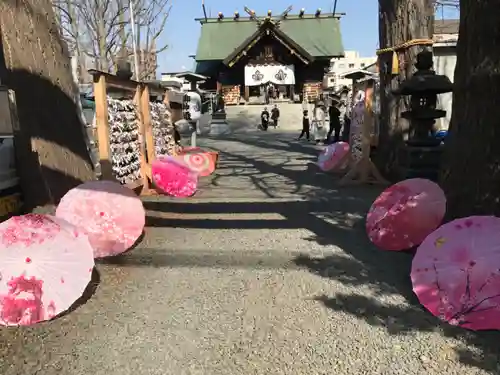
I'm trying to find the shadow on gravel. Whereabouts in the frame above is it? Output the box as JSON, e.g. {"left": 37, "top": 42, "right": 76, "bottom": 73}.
{"left": 199, "top": 133, "right": 374, "bottom": 201}
{"left": 212, "top": 129, "right": 500, "bottom": 375}
{"left": 294, "top": 219, "right": 500, "bottom": 373}
{"left": 143, "top": 131, "right": 498, "bottom": 373}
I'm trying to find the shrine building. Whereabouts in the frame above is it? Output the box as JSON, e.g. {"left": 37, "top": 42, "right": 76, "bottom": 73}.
{"left": 193, "top": 8, "right": 345, "bottom": 104}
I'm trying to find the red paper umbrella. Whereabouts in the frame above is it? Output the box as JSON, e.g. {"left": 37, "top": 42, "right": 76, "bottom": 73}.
{"left": 177, "top": 147, "right": 217, "bottom": 177}
{"left": 55, "top": 180, "right": 145, "bottom": 258}
{"left": 412, "top": 216, "right": 500, "bottom": 330}
{"left": 366, "top": 178, "right": 446, "bottom": 251}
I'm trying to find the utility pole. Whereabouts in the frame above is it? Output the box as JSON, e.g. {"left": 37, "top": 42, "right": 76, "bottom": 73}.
{"left": 129, "top": 0, "right": 140, "bottom": 80}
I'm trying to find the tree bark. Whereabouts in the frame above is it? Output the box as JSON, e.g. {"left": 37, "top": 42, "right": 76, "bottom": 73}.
{"left": 440, "top": 0, "right": 500, "bottom": 218}
{"left": 0, "top": 0, "right": 94, "bottom": 210}
{"left": 377, "top": 0, "right": 434, "bottom": 179}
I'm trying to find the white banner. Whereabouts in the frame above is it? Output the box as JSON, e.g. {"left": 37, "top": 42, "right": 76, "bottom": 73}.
{"left": 244, "top": 64, "right": 295, "bottom": 86}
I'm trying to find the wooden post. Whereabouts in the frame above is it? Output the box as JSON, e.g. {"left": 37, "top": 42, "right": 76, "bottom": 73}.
{"left": 140, "top": 85, "right": 155, "bottom": 166}
{"left": 134, "top": 86, "right": 150, "bottom": 191}
{"left": 93, "top": 74, "right": 114, "bottom": 180}
{"left": 244, "top": 86, "right": 250, "bottom": 102}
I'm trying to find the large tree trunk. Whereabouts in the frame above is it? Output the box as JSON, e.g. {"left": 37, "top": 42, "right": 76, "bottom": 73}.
{"left": 0, "top": 0, "right": 95, "bottom": 210}
{"left": 377, "top": 0, "right": 434, "bottom": 179}
{"left": 440, "top": 1, "right": 500, "bottom": 219}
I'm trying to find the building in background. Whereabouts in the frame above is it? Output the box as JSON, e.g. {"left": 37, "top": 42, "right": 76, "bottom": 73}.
{"left": 160, "top": 71, "right": 207, "bottom": 92}
{"left": 193, "top": 9, "right": 345, "bottom": 104}
{"left": 433, "top": 19, "right": 459, "bottom": 43}
{"left": 324, "top": 51, "right": 377, "bottom": 90}
{"left": 433, "top": 19, "right": 459, "bottom": 130}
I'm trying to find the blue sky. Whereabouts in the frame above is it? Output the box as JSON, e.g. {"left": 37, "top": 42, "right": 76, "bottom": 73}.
{"left": 159, "top": 0, "right": 459, "bottom": 73}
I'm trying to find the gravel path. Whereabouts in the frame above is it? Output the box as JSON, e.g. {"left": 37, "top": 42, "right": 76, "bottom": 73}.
{"left": 1, "top": 125, "right": 500, "bottom": 375}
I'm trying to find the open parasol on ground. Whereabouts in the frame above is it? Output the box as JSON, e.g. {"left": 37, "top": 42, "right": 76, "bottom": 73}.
{"left": 0, "top": 214, "right": 94, "bottom": 326}
{"left": 412, "top": 216, "right": 500, "bottom": 330}
{"left": 152, "top": 156, "right": 198, "bottom": 198}
{"left": 175, "top": 146, "right": 218, "bottom": 177}
{"left": 317, "top": 142, "right": 350, "bottom": 172}
{"left": 55, "top": 180, "right": 145, "bottom": 258}
{"left": 366, "top": 178, "right": 446, "bottom": 251}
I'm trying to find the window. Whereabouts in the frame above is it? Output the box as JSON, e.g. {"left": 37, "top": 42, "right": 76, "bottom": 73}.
{"left": 348, "top": 63, "right": 355, "bottom": 68}
{"left": 360, "top": 63, "right": 366, "bottom": 68}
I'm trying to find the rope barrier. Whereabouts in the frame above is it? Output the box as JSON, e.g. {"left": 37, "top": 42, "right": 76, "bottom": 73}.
{"left": 376, "top": 38, "right": 434, "bottom": 55}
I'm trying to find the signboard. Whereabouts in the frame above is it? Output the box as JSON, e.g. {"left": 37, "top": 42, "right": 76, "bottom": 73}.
{"left": 244, "top": 64, "right": 295, "bottom": 86}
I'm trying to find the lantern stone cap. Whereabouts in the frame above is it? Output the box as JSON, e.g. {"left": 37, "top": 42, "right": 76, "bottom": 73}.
{"left": 394, "top": 74, "right": 453, "bottom": 96}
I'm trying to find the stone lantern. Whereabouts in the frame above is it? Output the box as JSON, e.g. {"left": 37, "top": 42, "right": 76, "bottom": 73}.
{"left": 394, "top": 49, "right": 453, "bottom": 181}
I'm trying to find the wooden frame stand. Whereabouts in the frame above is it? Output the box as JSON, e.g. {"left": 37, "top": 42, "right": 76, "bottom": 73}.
{"left": 90, "top": 70, "right": 164, "bottom": 196}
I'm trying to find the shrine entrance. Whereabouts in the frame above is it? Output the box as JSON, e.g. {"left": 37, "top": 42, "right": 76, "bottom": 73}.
{"left": 219, "top": 18, "right": 314, "bottom": 104}
{"left": 244, "top": 63, "right": 296, "bottom": 101}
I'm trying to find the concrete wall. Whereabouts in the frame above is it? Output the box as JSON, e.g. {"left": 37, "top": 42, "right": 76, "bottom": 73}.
{"left": 433, "top": 44, "right": 457, "bottom": 130}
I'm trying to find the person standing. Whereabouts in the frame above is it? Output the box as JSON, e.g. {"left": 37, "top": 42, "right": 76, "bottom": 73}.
{"left": 271, "top": 104, "right": 280, "bottom": 128}
{"left": 185, "top": 90, "right": 201, "bottom": 147}
{"left": 261, "top": 107, "right": 270, "bottom": 131}
{"left": 328, "top": 101, "right": 342, "bottom": 142}
{"left": 298, "top": 109, "right": 310, "bottom": 140}
{"left": 312, "top": 100, "right": 327, "bottom": 143}
{"left": 264, "top": 84, "right": 270, "bottom": 105}
{"left": 266, "top": 84, "right": 272, "bottom": 104}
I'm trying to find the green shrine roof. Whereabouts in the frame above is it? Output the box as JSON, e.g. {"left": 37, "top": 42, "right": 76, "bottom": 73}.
{"left": 194, "top": 14, "right": 344, "bottom": 61}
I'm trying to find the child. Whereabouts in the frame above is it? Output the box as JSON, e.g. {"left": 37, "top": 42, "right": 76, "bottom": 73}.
{"left": 298, "top": 110, "right": 310, "bottom": 140}
{"left": 260, "top": 107, "right": 270, "bottom": 131}
{"left": 271, "top": 104, "right": 280, "bottom": 128}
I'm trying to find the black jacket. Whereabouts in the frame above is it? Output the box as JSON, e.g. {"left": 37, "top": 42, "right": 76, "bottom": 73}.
{"left": 271, "top": 107, "right": 280, "bottom": 120}
{"left": 329, "top": 106, "right": 341, "bottom": 126}
{"left": 261, "top": 110, "right": 270, "bottom": 123}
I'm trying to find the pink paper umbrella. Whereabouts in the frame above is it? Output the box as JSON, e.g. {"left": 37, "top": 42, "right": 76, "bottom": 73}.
{"left": 152, "top": 156, "right": 198, "bottom": 197}
{"left": 176, "top": 147, "right": 217, "bottom": 177}
{"left": 366, "top": 178, "right": 446, "bottom": 251}
{"left": 317, "top": 142, "right": 350, "bottom": 172}
{"left": 56, "top": 180, "right": 145, "bottom": 258}
{"left": 412, "top": 216, "right": 500, "bottom": 330}
{"left": 0, "top": 214, "right": 94, "bottom": 326}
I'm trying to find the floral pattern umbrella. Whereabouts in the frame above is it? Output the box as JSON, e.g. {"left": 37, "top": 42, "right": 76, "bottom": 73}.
{"left": 317, "top": 142, "right": 350, "bottom": 172}
{"left": 56, "top": 180, "right": 145, "bottom": 258}
{"left": 412, "top": 216, "right": 500, "bottom": 330}
{"left": 0, "top": 214, "right": 94, "bottom": 326}
{"left": 366, "top": 178, "right": 446, "bottom": 251}
{"left": 152, "top": 156, "right": 198, "bottom": 198}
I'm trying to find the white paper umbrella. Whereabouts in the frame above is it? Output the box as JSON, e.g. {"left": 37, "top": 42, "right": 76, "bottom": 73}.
{"left": 0, "top": 214, "right": 94, "bottom": 326}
